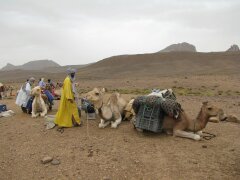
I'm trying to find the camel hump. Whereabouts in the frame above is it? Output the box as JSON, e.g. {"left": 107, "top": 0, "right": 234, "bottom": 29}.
{"left": 109, "top": 93, "right": 119, "bottom": 105}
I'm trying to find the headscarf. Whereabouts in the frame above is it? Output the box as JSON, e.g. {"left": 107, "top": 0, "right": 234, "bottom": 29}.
{"left": 66, "top": 67, "right": 77, "bottom": 95}
{"left": 22, "top": 77, "right": 34, "bottom": 91}
{"left": 66, "top": 67, "right": 77, "bottom": 75}
{"left": 29, "top": 77, "right": 35, "bottom": 83}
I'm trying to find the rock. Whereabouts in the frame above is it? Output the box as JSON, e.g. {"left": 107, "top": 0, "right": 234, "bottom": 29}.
{"left": 88, "top": 149, "right": 93, "bottom": 157}
{"left": 135, "top": 160, "right": 140, "bottom": 164}
{"left": 226, "top": 44, "right": 240, "bottom": 52}
{"left": 227, "top": 115, "right": 240, "bottom": 123}
{"left": 41, "top": 156, "right": 53, "bottom": 164}
{"left": 202, "top": 145, "right": 207, "bottom": 148}
{"left": 159, "top": 42, "right": 197, "bottom": 52}
{"left": 102, "top": 176, "right": 111, "bottom": 180}
{"left": 112, "top": 158, "right": 117, "bottom": 162}
{"left": 51, "top": 159, "right": 61, "bottom": 165}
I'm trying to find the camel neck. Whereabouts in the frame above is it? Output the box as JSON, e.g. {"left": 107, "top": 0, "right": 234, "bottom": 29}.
{"left": 188, "top": 108, "right": 209, "bottom": 132}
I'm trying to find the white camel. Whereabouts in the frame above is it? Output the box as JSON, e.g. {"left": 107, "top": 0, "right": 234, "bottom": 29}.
{"left": 31, "top": 86, "right": 47, "bottom": 118}
{"left": 85, "top": 88, "right": 127, "bottom": 128}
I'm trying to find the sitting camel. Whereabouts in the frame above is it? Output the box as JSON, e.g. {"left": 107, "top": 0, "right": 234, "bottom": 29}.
{"left": 31, "top": 86, "right": 47, "bottom": 118}
{"left": 85, "top": 88, "right": 127, "bottom": 128}
{"left": 132, "top": 101, "right": 220, "bottom": 140}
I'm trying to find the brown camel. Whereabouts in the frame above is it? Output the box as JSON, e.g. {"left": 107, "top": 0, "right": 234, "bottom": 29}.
{"left": 134, "top": 101, "right": 220, "bottom": 140}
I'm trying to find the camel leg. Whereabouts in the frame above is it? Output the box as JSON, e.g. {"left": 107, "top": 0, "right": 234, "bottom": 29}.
{"left": 40, "top": 98, "right": 47, "bottom": 117}
{"left": 196, "top": 131, "right": 203, "bottom": 136}
{"left": 111, "top": 115, "right": 122, "bottom": 128}
{"left": 164, "top": 129, "right": 173, "bottom": 135}
{"left": 31, "top": 99, "right": 38, "bottom": 118}
{"left": 188, "top": 131, "right": 203, "bottom": 136}
{"left": 99, "top": 119, "right": 110, "bottom": 128}
{"left": 174, "top": 130, "right": 201, "bottom": 141}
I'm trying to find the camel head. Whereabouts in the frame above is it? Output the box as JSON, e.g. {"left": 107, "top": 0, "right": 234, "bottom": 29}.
{"left": 201, "top": 101, "right": 220, "bottom": 121}
{"left": 123, "top": 98, "right": 135, "bottom": 121}
{"left": 85, "top": 88, "right": 106, "bottom": 109}
{"left": 31, "top": 86, "right": 42, "bottom": 97}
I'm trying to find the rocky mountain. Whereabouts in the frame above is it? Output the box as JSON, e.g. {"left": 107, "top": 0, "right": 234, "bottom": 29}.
{"left": 226, "top": 44, "right": 240, "bottom": 52}
{"left": 159, "top": 42, "right": 197, "bottom": 52}
{"left": 1, "top": 60, "right": 60, "bottom": 71}
{"left": 2, "top": 63, "right": 15, "bottom": 71}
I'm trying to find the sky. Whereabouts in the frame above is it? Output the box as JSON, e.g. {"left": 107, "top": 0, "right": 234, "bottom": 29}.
{"left": 0, "top": 0, "right": 239, "bottom": 68}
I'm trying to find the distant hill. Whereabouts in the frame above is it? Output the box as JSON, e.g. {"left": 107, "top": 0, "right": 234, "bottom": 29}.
{"left": 1, "top": 52, "right": 240, "bottom": 83}
{"left": 1, "top": 60, "right": 60, "bottom": 71}
{"left": 41, "top": 63, "right": 93, "bottom": 73}
{"left": 226, "top": 44, "right": 240, "bottom": 52}
{"left": 159, "top": 42, "right": 197, "bottom": 52}
{"left": 78, "top": 52, "right": 240, "bottom": 79}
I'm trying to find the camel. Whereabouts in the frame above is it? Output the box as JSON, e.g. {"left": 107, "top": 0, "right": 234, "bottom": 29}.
{"left": 31, "top": 86, "right": 47, "bottom": 118}
{"left": 85, "top": 88, "right": 127, "bottom": 128}
{"left": 132, "top": 100, "right": 220, "bottom": 141}
{"left": 0, "top": 84, "right": 14, "bottom": 99}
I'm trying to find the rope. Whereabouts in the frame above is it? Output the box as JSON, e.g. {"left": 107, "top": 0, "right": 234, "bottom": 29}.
{"left": 86, "top": 111, "right": 90, "bottom": 139}
{"left": 202, "top": 131, "right": 216, "bottom": 140}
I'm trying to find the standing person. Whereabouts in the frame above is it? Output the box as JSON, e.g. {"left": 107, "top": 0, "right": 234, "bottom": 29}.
{"left": 54, "top": 68, "right": 81, "bottom": 128}
{"left": 38, "top": 77, "right": 46, "bottom": 88}
{"left": 39, "top": 77, "right": 54, "bottom": 105}
{"left": 16, "top": 77, "right": 35, "bottom": 111}
{"left": 47, "top": 79, "right": 55, "bottom": 88}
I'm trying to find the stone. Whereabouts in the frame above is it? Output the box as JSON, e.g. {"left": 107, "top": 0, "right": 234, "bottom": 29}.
{"left": 227, "top": 115, "right": 240, "bottom": 123}
{"left": 202, "top": 145, "right": 207, "bottom": 148}
{"left": 41, "top": 156, "right": 53, "bottom": 164}
{"left": 102, "top": 176, "right": 111, "bottom": 180}
{"left": 51, "top": 159, "right": 61, "bottom": 165}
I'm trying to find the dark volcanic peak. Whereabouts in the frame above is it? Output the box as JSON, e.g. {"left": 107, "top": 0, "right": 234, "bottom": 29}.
{"left": 159, "top": 42, "right": 197, "bottom": 52}
{"left": 1, "top": 63, "right": 16, "bottom": 71}
{"left": 226, "top": 44, "right": 240, "bottom": 52}
{"left": 1, "top": 59, "right": 60, "bottom": 71}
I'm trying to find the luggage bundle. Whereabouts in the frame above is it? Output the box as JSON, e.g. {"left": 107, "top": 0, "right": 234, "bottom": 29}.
{"left": 133, "top": 89, "right": 182, "bottom": 132}
{"left": 0, "top": 104, "right": 7, "bottom": 113}
{"left": 81, "top": 98, "right": 96, "bottom": 120}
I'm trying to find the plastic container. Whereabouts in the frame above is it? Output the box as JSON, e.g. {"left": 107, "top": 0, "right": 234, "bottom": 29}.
{"left": 135, "top": 104, "right": 164, "bottom": 133}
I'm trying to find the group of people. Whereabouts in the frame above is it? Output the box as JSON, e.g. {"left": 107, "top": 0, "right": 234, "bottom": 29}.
{"left": 15, "top": 67, "right": 81, "bottom": 128}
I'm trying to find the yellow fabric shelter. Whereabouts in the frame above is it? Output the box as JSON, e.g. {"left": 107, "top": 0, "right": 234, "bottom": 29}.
{"left": 54, "top": 76, "right": 80, "bottom": 127}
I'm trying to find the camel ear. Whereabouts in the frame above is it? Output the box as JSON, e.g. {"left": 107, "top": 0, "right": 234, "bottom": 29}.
{"left": 101, "top": 88, "right": 107, "bottom": 93}
{"left": 202, "top": 101, "right": 208, "bottom": 105}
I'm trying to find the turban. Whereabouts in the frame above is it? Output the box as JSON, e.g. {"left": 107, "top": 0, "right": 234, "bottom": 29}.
{"left": 29, "top": 77, "right": 35, "bottom": 82}
{"left": 66, "top": 67, "right": 77, "bottom": 75}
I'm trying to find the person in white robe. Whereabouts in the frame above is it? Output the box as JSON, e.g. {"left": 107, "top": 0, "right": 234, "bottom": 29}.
{"left": 16, "top": 77, "right": 35, "bottom": 107}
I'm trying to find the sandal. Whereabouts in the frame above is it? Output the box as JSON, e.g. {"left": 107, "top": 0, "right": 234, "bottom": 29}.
{"left": 57, "top": 127, "right": 64, "bottom": 133}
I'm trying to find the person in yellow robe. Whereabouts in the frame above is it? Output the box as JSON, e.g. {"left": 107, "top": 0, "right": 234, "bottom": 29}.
{"left": 54, "top": 68, "right": 81, "bottom": 128}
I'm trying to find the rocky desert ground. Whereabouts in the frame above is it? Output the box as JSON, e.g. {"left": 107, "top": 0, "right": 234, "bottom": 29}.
{"left": 0, "top": 51, "right": 240, "bottom": 179}
{"left": 1, "top": 72, "right": 240, "bottom": 180}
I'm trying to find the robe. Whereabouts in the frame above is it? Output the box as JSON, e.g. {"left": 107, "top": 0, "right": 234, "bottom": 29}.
{"left": 15, "top": 82, "right": 31, "bottom": 107}
{"left": 54, "top": 76, "right": 80, "bottom": 127}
